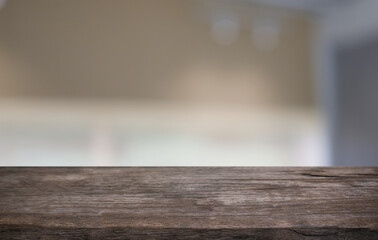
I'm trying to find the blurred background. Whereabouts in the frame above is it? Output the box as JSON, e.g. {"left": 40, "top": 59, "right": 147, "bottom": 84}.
{"left": 0, "top": 0, "right": 376, "bottom": 166}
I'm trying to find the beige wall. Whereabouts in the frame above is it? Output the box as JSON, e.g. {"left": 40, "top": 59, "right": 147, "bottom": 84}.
{"left": 0, "top": 0, "right": 314, "bottom": 107}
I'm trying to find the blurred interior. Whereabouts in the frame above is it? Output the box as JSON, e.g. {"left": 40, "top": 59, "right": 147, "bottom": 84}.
{"left": 0, "top": 0, "right": 377, "bottom": 166}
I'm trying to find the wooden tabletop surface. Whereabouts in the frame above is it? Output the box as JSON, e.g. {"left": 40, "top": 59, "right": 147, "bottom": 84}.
{"left": 0, "top": 167, "right": 377, "bottom": 239}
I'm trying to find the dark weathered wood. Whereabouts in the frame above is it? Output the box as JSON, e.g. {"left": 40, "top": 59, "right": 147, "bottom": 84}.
{"left": 0, "top": 167, "right": 377, "bottom": 239}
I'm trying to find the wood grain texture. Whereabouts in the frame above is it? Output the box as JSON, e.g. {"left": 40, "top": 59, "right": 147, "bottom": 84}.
{"left": 0, "top": 167, "right": 377, "bottom": 239}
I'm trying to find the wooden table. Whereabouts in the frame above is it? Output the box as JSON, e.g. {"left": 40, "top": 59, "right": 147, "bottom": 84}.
{"left": 0, "top": 168, "right": 377, "bottom": 239}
